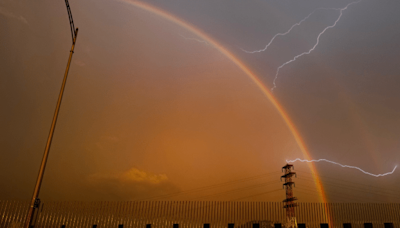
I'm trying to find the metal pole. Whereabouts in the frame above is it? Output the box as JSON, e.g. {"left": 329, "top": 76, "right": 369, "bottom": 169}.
{"left": 24, "top": 28, "right": 78, "bottom": 228}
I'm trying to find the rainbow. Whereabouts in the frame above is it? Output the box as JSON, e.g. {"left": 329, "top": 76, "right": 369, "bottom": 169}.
{"left": 119, "top": 0, "right": 330, "bottom": 222}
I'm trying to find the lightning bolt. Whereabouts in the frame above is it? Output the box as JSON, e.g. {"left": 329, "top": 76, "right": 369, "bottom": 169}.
{"left": 241, "top": 7, "right": 343, "bottom": 54}
{"left": 271, "top": 0, "right": 362, "bottom": 91}
{"left": 179, "top": 34, "right": 210, "bottom": 46}
{"left": 286, "top": 158, "right": 397, "bottom": 177}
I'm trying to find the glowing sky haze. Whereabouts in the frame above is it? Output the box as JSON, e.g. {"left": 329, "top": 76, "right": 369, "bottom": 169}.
{"left": 1, "top": 0, "right": 400, "bottom": 203}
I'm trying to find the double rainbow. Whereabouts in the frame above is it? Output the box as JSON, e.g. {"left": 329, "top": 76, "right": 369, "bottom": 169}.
{"left": 120, "top": 0, "right": 329, "bottom": 222}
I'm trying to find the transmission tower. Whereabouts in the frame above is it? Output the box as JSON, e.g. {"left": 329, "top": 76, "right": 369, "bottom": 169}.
{"left": 281, "top": 164, "right": 298, "bottom": 228}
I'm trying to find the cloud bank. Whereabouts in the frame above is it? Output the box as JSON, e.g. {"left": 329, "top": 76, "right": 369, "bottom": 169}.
{"left": 86, "top": 168, "right": 178, "bottom": 200}
{"left": 0, "top": 7, "right": 27, "bottom": 24}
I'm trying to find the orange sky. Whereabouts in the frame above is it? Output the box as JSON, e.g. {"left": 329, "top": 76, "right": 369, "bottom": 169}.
{"left": 1, "top": 0, "right": 399, "bottom": 207}
{"left": 0, "top": 0, "right": 321, "bottom": 202}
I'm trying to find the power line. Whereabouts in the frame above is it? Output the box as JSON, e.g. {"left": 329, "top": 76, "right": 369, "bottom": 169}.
{"left": 144, "top": 188, "right": 283, "bottom": 221}
{"left": 296, "top": 187, "right": 383, "bottom": 203}
{"left": 296, "top": 176, "right": 400, "bottom": 202}
{"left": 295, "top": 188, "right": 367, "bottom": 203}
{"left": 296, "top": 169, "right": 400, "bottom": 198}
{"left": 232, "top": 189, "right": 282, "bottom": 201}
{"left": 193, "top": 180, "right": 282, "bottom": 200}
{"left": 133, "top": 171, "right": 281, "bottom": 201}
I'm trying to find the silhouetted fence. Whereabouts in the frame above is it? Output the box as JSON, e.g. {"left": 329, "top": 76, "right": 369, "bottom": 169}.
{"left": 0, "top": 201, "right": 399, "bottom": 228}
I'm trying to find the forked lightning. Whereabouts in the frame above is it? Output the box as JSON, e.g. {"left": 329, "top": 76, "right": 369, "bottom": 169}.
{"left": 242, "top": 0, "right": 362, "bottom": 91}
{"left": 286, "top": 158, "right": 397, "bottom": 177}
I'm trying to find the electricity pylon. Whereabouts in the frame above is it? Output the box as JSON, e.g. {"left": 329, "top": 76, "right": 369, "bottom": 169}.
{"left": 24, "top": 1, "right": 78, "bottom": 227}
{"left": 281, "top": 164, "right": 298, "bottom": 228}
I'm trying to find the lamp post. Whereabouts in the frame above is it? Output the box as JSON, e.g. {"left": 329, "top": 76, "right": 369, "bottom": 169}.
{"left": 24, "top": 0, "right": 78, "bottom": 227}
